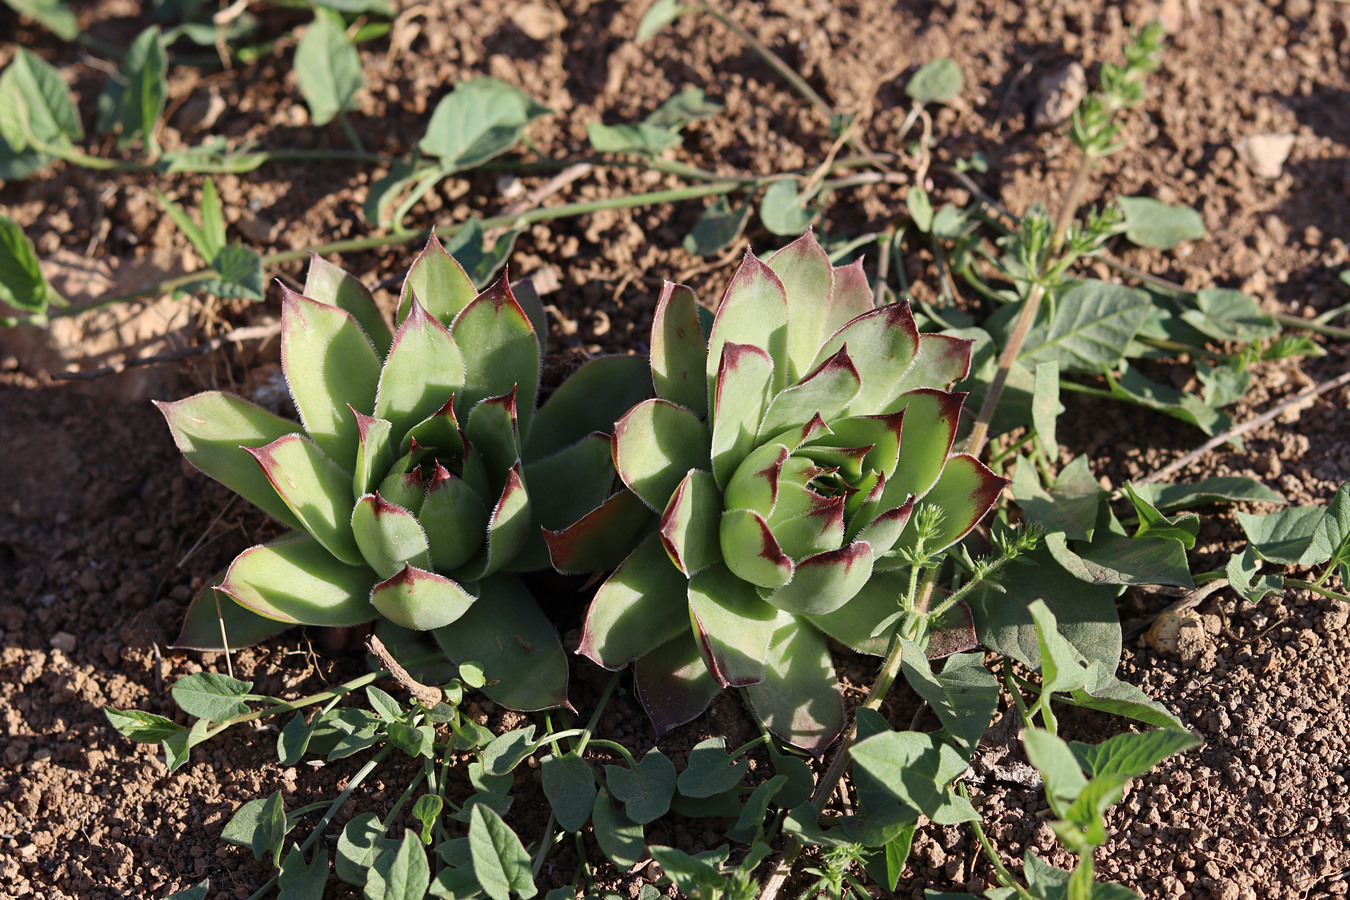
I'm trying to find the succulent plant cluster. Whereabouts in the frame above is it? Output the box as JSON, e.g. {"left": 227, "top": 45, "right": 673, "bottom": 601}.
{"left": 160, "top": 236, "right": 650, "bottom": 710}
{"left": 161, "top": 229, "right": 1003, "bottom": 747}
{"left": 550, "top": 232, "right": 1006, "bottom": 750}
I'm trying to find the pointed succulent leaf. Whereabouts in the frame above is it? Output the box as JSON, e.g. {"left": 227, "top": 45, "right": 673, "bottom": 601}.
{"left": 650, "top": 282, "right": 708, "bottom": 417}
{"left": 522, "top": 433, "right": 617, "bottom": 531}
{"left": 375, "top": 297, "right": 465, "bottom": 442}
{"left": 403, "top": 399, "right": 464, "bottom": 461}
{"left": 743, "top": 612, "right": 845, "bottom": 755}
{"left": 218, "top": 534, "right": 377, "bottom": 626}
{"left": 351, "top": 493, "right": 431, "bottom": 578}
{"left": 827, "top": 412, "right": 905, "bottom": 481}
{"left": 578, "top": 533, "right": 691, "bottom": 669}
{"left": 812, "top": 304, "right": 921, "bottom": 413}
{"left": 757, "top": 347, "right": 861, "bottom": 438}
{"left": 465, "top": 389, "right": 523, "bottom": 493}
{"left": 450, "top": 276, "right": 540, "bottom": 433}
{"left": 510, "top": 277, "right": 548, "bottom": 357}
{"left": 524, "top": 356, "right": 653, "bottom": 462}
{"left": 723, "top": 442, "right": 789, "bottom": 518}
{"left": 823, "top": 259, "right": 875, "bottom": 336}
{"left": 767, "top": 230, "right": 834, "bottom": 383}
{"left": 710, "top": 342, "right": 774, "bottom": 487}
{"left": 808, "top": 567, "right": 910, "bottom": 656}
{"left": 882, "top": 389, "right": 965, "bottom": 506}
{"left": 245, "top": 435, "right": 363, "bottom": 565}
{"left": 634, "top": 633, "right": 721, "bottom": 736}
{"left": 687, "top": 563, "right": 778, "bottom": 687}
{"left": 773, "top": 498, "right": 847, "bottom": 561}
{"left": 351, "top": 410, "right": 395, "bottom": 497}
{"left": 707, "top": 249, "right": 789, "bottom": 397}
{"left": 280, "top": 287, "right": 381, "bottom": 473}
{"left": 893, "top": 453, "right": 1006, "bottom": 555}
{"left": 612, "top": 398, "right": 712, "bottom": 511}
{"left": 888, "top": 333, "right": 974, "bottom": 398}
{"left": 470, "top": 464, "right": 532, "bottom": 579}
{"left": 853, "top": 496, "right": 916, "bottom": 559}
{"left": 174, "top": 585, "right": 295, "bottom": 650}
{"left": 398, "top": 233, "right": 477, "bottom": 326}
{"left": 659, "top": 469, "right": 724, "bottom": 575}
{"left": 375, "top": 461, "right": 426, "bottom": 514}
{"left": 304, "top": 254, "right": 393, "bottom": 355}
{"left": 434, "top": 575, "right": 568, "bottom": 711}
{"left": 421, "top": 464, "right": 490, "bottom": 571}
{"left": 719, "top": 507, "right": 794, "bottom": 588}
{"left": 155, "top": 393, "right": 305, "bottom": 530}
{"left": 370, "top": 565, "right": 475, "bottom": 631}
{"left": 764, "top": 543, "right": 873, "bottom": 616}
{"left": 544, "top": 489, "right": 653, "bottom": 574}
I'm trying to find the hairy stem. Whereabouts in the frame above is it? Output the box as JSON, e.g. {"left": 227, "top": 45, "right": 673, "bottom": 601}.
{"left": 964, "top": 280, "right": 1048, "bottom": 457}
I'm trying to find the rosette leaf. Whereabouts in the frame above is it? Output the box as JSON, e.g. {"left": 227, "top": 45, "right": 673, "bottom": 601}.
{"left": 159, "top": 233, "right": 649, "bottom": 711}
{"left": 570, "top": 230, "right": 1007, "bottom": 752}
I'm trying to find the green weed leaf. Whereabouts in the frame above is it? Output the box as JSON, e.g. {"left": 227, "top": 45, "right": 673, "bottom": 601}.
{"left": 677, "top": 737, "right": 749, "bottom": 798}
{"left": 541, "top": 752, "right": 597, "bottom": 832}
{"left": 178, "top": 245, "right": 265, "bottom": 301}
{"left": 366, "top": 830, "right": 430, "bottom": 900}
{"left": 0, "top": 214, "right": 52, "bottom": 313}
{"left": 337, "top": 813, "right": 390, "bottom": 885}
{"left": 899, "top": 647, "right": 998, "bottom": 755}
{"left": 1308, "top": 479, "right": 1350, "bottom": 582}
{"left": 412, "top": 795, "right": 443, "bottom": 844}
{"left": 683, "top": 196, "right": 751, "bottom": 256}
{"left": 444, "top": 217, "right": 521, "bottom": 289}
{"left": 1022, "top": 728, "right": 1087, "bottom": 815}
{"left": 1118, "top": 196, "right": 1205, "bottom": 248}
{"left": 906, "top": 186, "right": 934, "bottom": 232}
{"left": 636, "top": 0, "right": 684, "bottom": 40}
{"left": 648, "top": 846, "right": 728, "bottom": 896}
{"left": 760, "top": 178, "right": 815, "bottom": 236}
{"left": 0, "top": 48, "right": 83, "bottom": 153}
{"left": 1226, "top": 546, "right": 1284, "bottom": 604}
{"left": 1234, "top": 505, "right": 1324, "bottom": 565}
{"left": 277, "top": 711, "right": 313, "bottom": 766}
{"left": 1063, "top": 661, "right": 1185, "bottom": 730}
{"left": 1104, "top": 365, "right": 1231, "bottom": 438}
{"left": 605, "top": 748, "right": 677, "bottom": 824}
{"left": 850, "top": 730, "right": 977, "bottom": 824}
{"left": 1181, "top": 288, "right": 1278, "bottom": 343}
{"left": 592, "top": 788, "right": 645, "bottom": 868}
{"left": 1069, "top": 729, "right": 1200, "bottom": 779}
{"left": 387, "top": 722, "right": 435, "bottom": 759}
{"left": 1122, "top": 483, "right": 1200, "bottom": 549}
{"left": 223, "top": 791, "right": 290, "bottom": 866}
{"left": 296, "top": 11, "right": 364, "bottom": 127}
{"left": 99, "top": 27, "right": 166, "bottom": 152}
{"left": 103, "top": 707, "right": 186, "bottom": 743}
{"left": 279, "top": 846, "right": 328, "bottom": 900}
{"left": 727, "top": 774, "right": 787, "bottom": 843}
{"left": 1045, "top": 529, "right": 1193, "bottom": 588}
{"left": 1011, "top": 454, "right": 1103, "bottom": 542}
{"left": 905, "top": 58, "right": 963, "bottom": 105}
{"left": 1020, "top": 281, "right": 1151, "bottom": 373}
{"left": 171, "top": 672, "right": 253, "bottom": 721}
{"left": 3, "top": 0, "right": 79, "bottom": 39}
{"left": 1131, "top": 477, "right": 1282, "bottom": 512}
{"left": 1031, "top": 361, "right": 1063, "bottom": 456}
{"left": 419, "top": 78, "right": 549, "bottom": 169}
{"left": 481, "top": 727, "right": 539, "bottom": 777}
{"left": 469, "top": 805, "right": 537, "bottom": 900}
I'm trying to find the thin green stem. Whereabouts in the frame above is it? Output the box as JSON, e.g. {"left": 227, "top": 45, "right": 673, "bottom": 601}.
{"left": 202, "top": 653, "right": 443, "bottom": 739}
{"left": 1050, "top": 153, "right": 1094, "bottom": 255}
{"left": 957, "top": 783, "right": 1035, "bottom": 900}
{"left": 1276, "top": 313, "right": 1350, "bottom": 341}
{"left": 531, "top": 811, "right": 558, "bottom": 879}
{"left": 243, "top": 746, "right": 390, "bottom": 900}
{"left": 338, "top": 112, "right": 367, "bottom": 155}
{"left": 572, "top": 671, "right": 622, "bottom": 758}
{"left": 1285, "top": 577, "right": 1350, "bottom": 604}
{"left": 693, "top": 4, "right": 833, "bottom": 119}
{"left": 583, "top": 739, "right": 639, "bottom": 770}
{"left": 965, "top": 280, "right": 1048, "bottom": 457}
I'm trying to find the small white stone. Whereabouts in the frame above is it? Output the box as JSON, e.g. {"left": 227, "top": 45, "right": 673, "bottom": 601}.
{"left": 1033, "top": 62, "right": 1087, "bottom": 129}
{"left": 49, "top": 631, "right": 76, "bottom": 654}
{"left": 1235, "top": 133, "right": 1296, "bottom": 179}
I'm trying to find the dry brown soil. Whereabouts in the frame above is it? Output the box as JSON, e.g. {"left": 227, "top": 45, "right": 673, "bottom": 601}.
{"left": 2, "top": 0, "right": 1350, "bottom": 898}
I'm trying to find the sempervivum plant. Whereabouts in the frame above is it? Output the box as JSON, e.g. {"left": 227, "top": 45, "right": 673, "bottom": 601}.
{"left": 552, "top": 231, "right": 1006, "bottom": 751}
{"left": 160, "top": 235, "right": 650, "bottom": 710}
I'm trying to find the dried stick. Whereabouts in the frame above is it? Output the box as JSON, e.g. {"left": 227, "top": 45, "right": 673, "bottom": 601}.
{"left": 52, "top": 322, "right": 282, "bottom": 381}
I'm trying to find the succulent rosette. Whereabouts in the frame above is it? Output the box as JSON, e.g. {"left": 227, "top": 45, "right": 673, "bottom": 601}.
{"left": 552, "top": 231, "right": 1006, "bottom": 751}
{"left": 160, "top": 235, "right": 650, "bottom": 710}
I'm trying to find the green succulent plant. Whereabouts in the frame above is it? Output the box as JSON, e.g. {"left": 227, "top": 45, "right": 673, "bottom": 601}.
{"left": 160, "top": 235, "right": 651, "bottom": 710}
{"left": 551, "top": 231, "right": 1006, "bottom": 751}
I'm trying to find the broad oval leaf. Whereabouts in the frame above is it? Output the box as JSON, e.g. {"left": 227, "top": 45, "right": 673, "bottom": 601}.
{"left": 419, "top": 78, "right": 550, "bottom": 171}
{"left": 295, "top": 11, "right": 364, "bottom": 127}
